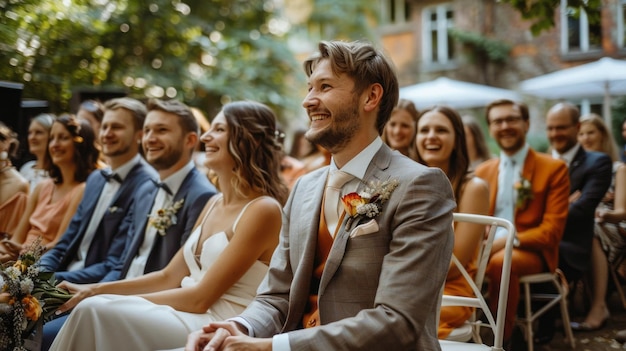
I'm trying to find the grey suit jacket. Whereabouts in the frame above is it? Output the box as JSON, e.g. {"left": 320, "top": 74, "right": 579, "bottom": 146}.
{"left": 240, "top": 145, "right": 455, "bottom": 351}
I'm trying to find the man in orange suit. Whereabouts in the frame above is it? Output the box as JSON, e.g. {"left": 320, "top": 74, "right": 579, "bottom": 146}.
{"left": 475, "top": 99, "right": 570, "bottom": 345}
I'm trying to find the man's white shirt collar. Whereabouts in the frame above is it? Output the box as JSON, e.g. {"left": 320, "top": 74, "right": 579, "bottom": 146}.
{"left": 160, "top": 160, "right": 195, "bottom": 196}
{"left": 329, "top": 137, "right": 382, "bottom": 181}
{"left": 552, "top": 143, "right": 580, "bottom": 167}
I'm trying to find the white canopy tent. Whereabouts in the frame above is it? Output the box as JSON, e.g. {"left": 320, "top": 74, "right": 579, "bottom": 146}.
{"left": 399, "top": 77, "right": 521, "bottom": 110}
{"left": 519, "top": 57, "right": 626, "bottom": 126}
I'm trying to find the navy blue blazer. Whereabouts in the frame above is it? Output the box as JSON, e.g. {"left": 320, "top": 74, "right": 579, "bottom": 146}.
{"left": 559, "top": 147, "right": 612, "bottom": 277}
{"left": 102, "top": 167, "right": 216, "bottom": 281}
{"left": 40, "top": 159, "right": 157, "bottom": 283}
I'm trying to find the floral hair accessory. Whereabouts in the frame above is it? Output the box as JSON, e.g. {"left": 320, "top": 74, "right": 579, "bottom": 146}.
{"left": 148, "top": 199, "right": 184, "bottom": 236}
{"left": 341, "top": 179, "right": 399, "bottom": 230}
{"left": 73, "top": 136, "right": 84, "bottom": 143}
{"left": 514, "top": 174, "right": 533, "bottom": 210}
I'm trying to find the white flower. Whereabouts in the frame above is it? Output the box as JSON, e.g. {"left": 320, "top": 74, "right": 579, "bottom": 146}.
{"left": 20, "top": 278, "right": 34, "bottom": 294}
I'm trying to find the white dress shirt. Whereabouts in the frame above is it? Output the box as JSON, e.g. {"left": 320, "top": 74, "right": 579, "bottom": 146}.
{"left": 494, "top": 144, "right": 529, "bottom": 239}
{"left": 125, "top": 161, "right": 195, "bottom": 279}
{"left": 551, "top": 143, "right": 580, "bottom": 168}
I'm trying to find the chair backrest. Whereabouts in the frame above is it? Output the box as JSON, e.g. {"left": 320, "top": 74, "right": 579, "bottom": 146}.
{"left": 441, "top": 213, "right": 516, "bottom": 349}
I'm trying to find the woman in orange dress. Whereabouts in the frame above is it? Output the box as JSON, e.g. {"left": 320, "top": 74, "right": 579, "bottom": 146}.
{"left": 415, "top": 105, "right": 490, "bottom": 339}
{"left": 0, "top": 115, "right": 99, "bottom": 261}
{"left": 0, "top": 123, "right": 29, "bottom": 236}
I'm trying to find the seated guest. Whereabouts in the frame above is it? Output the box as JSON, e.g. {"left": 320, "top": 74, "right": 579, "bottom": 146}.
{"left": 0, "top": 122, "right": 29, "bottom": 236}
{"left": 76, "top": 99, "right": 104, "bottom": 136}
{"left": 40, "top": 98, "right": 216, "bottom": 349}
{"left": 414, "top": 106, "right": 489, "bottom": 338}
{"left": 535, "top": 103, "right": 612, "bottom": 343}
{"left": 547, "top": 103, "right": 611, "bottom": 284}
{"left": 49, "top": 101, "right": 288, "bottom": 351}
{"left": 382, "top": 98, "right": 419, "bottom": 161}
{"left": 102, "top": 98, "right": 216, "bottom": 282}
{"left": 462, "top": 115, "right": 492, "bottom": 170}
{"left": 184, "top": 40, "right": 454, "bottom": 351}
{"left": 570, "top": 114, "right": 625, "bottom": 331}
{"left": 475, "top": 99, "right": 570, "bottom": 344}
{"left": 19, "top": 113, "right": 54, "bottom": 191}
{"left": 0, "top": 115, "right": 99, "bottom": 261}
{"left": 39, "top": 97, "right": 156, "bottom": 284}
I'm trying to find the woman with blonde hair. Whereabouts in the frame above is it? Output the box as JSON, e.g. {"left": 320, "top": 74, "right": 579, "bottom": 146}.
{"left": 49, "top": 101, "right": 287, "bottom": 350}
{"left": 571, "top": 114, "right": 625, "bottom": 331}
{"left": 20, "top": 113, "right": 55, "bottom": 190}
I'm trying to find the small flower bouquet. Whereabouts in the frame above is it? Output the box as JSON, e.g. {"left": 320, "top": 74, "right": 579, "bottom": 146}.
{"left": 341, "top": 179, "right": 399, "bottom": 230}
{"left": 514, "top": 174, "right": 533, "bottom": 210}
{"left": 148, "top": 199, "right": 184, "bottom": 236}
{"left": 0, "top": 239, "right": 72, "bottom": 350}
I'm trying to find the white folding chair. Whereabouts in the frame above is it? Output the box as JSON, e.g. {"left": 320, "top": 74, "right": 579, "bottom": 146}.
{"left": 440, "top": 213, "right": 516, "bottom": 351}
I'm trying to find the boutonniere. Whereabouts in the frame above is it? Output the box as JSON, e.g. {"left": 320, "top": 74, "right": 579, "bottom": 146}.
{"left": 148, "top": 199, "right": 184, "bottom": 236}
{"left": 341, "top": 179, "right": 399, "bottom": 230}
{"left": 514, "top": 174, "right": 533, "bottom": 209}
{"left": 108, "top": 206, "right": 119, "bottom": 214}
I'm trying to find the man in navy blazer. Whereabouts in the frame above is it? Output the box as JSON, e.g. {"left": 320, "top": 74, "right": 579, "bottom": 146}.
{"left": 102, "top": 98, "right": 216, "bottom": 281}
{"left": 40, "top": 97, "right": 156, "bottom": 283}
{"left": 534, "top": 102, "right": 612, "bottom": 345}
{"left": 41, "top": 99, "right": 216, "bottom": 351}
{"left": 546, "top": 102, "right": 611, "bottom": 282}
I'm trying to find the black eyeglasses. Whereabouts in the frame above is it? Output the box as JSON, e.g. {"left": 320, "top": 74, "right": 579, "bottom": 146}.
{"left": 489, "top": 116, "right": 524, "bottom": 127}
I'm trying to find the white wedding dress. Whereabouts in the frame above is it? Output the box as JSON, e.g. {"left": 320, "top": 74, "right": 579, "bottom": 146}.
{"left": 50, "top": 195, "right": 270, "bottom": 351}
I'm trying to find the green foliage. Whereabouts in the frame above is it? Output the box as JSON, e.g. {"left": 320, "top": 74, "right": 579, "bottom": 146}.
{"left": 304, "top": 0, "right": 378, "bottom": 41}
{"left": 612, "top": 97, "right": 626, "bottom": 145}
{"left": 449, "top": 29, "right": 511, "bottom": 63}
{"left": 499, "top": 0, "right": 602, "bottom": 36}
{"left": 0, "top": 0, "right": 301, "bottom": 117}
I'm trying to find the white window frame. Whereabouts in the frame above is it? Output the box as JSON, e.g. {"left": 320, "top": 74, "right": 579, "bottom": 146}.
{"left": 421, "top": 3, "right": 454, "bottom": 65}
{"left": 560, "top": 0, "right": 602, "bottom": 53}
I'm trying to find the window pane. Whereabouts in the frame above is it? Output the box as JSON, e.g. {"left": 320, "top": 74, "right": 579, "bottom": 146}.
{"left": 431, "top": 29, "right": 439, "bottom": 62}
{"left": 567, "top": 13, "right": 581, "bottom": 50}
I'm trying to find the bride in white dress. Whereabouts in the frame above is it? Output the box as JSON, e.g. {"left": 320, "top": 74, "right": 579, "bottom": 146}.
{"left": 50, "top": 101, "right": 289, "bottom": 351}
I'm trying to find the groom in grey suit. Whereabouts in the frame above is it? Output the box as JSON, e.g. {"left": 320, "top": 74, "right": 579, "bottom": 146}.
{"left": 186, "top": 41, "right": 455, "bottom": 351}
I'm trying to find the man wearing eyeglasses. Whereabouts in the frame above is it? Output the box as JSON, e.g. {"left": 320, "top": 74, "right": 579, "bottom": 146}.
{"left": 533, "top": 102, "right": 612, "bottom": 343}
{"left": 475, "top": 99, "right": 570, "bottom": 347}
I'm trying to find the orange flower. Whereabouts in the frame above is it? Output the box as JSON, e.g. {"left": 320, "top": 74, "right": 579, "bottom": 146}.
{"left": 341, "top": 192, "right": 366, "bottom": 217}
{"left": 21, "top": 295, "right": 42, "bottom": 321}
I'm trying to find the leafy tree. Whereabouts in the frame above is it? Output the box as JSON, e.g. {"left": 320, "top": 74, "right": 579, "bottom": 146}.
{"left": 0, "top": 0, "right": 300, "bottom": 118}
{"left": 500, "top": 0, "right": 602, "bottom": 35}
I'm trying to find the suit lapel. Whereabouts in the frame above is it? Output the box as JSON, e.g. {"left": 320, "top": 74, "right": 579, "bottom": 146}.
{"left": 568, "top": 147, "right": 586, "bottom": 192}
{"left": 319, "top": 146, "right": 392, "bottom": 296}
{"left": 108, "top": 162, "right": 142, "bottom": 206}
